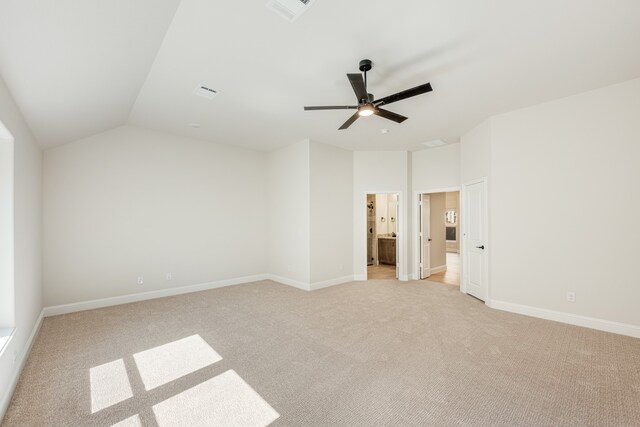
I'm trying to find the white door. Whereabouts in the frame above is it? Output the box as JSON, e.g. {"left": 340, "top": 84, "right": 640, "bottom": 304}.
{"left": 463, "top": 180, "right": 488, "bottom": 300}
{"left": 420, "top": 194, "right": 431, "bottom": 279}
{"left": 394, "top": 197, "right": 399, "bottom": 279}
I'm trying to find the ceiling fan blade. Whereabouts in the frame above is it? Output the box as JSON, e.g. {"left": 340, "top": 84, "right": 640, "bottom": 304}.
{"left": 338, "top": 112, "right": 360, "bottom": 130}
{"left": 304, "top": 105, "right": 357, "bottom": 111}
{"left": 374, "top": 82, "right": 432, "bottom": 106}
{"left": 347, "top": 73, "right": 368, "bottom": 102}
{"left": 374, "top": 108, "right": 408, "bottom": 124}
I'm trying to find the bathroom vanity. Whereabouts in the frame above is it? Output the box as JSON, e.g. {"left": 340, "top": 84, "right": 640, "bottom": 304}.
{"left": 377, "top": 237, "right": 396, "bottom": 265}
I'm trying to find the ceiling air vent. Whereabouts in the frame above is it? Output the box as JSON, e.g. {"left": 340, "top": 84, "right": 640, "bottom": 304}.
{"left": 266, "top": 0, "right": 316, "bottom": 23}
{"left": 422, "top": 139, "right": 448, "bottom": 148}
{"left": 193, "top": 85, "right": 217, "bottom": 100}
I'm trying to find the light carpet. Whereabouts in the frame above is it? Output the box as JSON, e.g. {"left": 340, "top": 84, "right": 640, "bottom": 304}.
{"left": 3, "top": 280, "right": 640, "bottom": 426}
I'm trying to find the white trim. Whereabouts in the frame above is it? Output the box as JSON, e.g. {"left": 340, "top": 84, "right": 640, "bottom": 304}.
{"left": 309, "top": 275, "right": 354, "bottom": 291}
{"left": 267, "top": 274, "right": 355, "bottom": 291}
{"left": 353, "top": 274, "right": 367, "bottom": 281}
{"left": 430, "top": 264, "right": 447, "bottom": 274}
{"left": 43, "top": 274, "right": 268, "bottom": 317}
{"left": 266, "top": 274, "right": 310, "bottom": 291}
{"left": 488, "top": 300, "right": 640, "bottom": 339}
{"left": 0, "top": 310, "right": 44, "bottom": 422}
{"left": 42, "top": 273, "right": 359, "bottom": 318}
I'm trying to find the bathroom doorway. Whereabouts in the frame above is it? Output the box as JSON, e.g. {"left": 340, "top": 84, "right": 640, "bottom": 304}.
{"left": 366, "top": 193, "right": 399, "bottom": 280}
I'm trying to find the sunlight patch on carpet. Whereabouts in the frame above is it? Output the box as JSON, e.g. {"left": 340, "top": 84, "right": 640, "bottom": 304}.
{"left": 152, "top": 369, "right": 279, "bottom": 427}
{"left": 133, "top": 334, "right": 222, "bottom": 390}
{"left": 90, "top": 359, "right": 133, "bottom": 413}
{"left": 110, "top": 414, "right": 142, "bottom": 427}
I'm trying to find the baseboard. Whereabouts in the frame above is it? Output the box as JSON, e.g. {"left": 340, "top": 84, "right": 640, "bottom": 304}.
{"left": 309, "top": 275, "right": 354, "bottom": 291}
{"left": 353, "top": 274, "right": 367, "bottom": 281}
{"left": 410, "top": 273, "right": 420, "bottom": 281}
{"left": 489, "top": 299, "right": 640, "bottom": 339}
{"left": 43, "top": 274, "right": 269, "bottom": 317}
{"left": 0, "top": 309, "right": 44, "bottom": 423}
{"left": 266, "top": 274, "right": 310, "bottom": 291}
{"left": 430, "top": 264, "right": 447, "bottom": 274}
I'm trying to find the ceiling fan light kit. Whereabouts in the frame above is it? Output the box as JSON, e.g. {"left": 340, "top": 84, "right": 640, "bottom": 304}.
{"left": 304, "top": 59, "right": 433, "bottom": 130}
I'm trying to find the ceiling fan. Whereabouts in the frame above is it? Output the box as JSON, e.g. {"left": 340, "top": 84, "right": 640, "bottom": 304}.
{"left": 304, "top": 59, "right": 433, "bottom": 130}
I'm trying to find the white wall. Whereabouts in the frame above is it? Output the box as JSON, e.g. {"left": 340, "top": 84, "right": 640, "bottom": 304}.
{"left": 0, "top": 75, "right": 42, "bottom": 418}
{"left": 268, "top": 140, "right": 310, "bottom": 285}
{"left": 309, "top": 141, "right": 353, "bottom": 285}
{"left": 412, "top": 144, "right": 461, "bottom": 191}
{"left": 488, "top": 78, "right": 640, "bottom": 328}
{"left": 460, "top": 119, "right": 491, "bottom": 184}
{"left": 43, "top": 125, "right": 268, "bottom": 306}
{"left": 353, "top": 151, "right": 409, "bottom": 280}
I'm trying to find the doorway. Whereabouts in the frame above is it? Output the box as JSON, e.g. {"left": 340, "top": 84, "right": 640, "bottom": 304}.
{"left": 366, "top": 193, "right": 399, "bottom": 280}
{"left": 417, "top": 189, "right": 461, "bottom": 287}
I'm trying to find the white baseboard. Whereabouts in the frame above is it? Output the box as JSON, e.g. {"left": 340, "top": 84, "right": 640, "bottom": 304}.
{"left": 353, "top": 274, "right": 367, "bottom": 281}
{"left": 43, "top": 274, "right": 269, "bottom": 317}
{"left": 430, "top": 264, "right": 447, "bottom": 274}
{"left": 0, "top": 309, "right": 44, "bottom": 423}
{"left": 488, "top": 299, "right": 640, "bottom": 339}
{"left": 266, "top": 274, "right": 310, "bottom": 291}
{"left": 309, "top": 275, "right": 353, "bottom": 291}
{"left": 410, "top": 273, "right": 420, "bottom": 281}
{"left": 43, "top": 272, "right": 359, "bottom": 318}
{"left": 266, "top": 274, "right": 354, "bottom": 291}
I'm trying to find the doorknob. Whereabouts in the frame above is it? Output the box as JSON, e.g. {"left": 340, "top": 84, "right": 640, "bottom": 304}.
{"left": 476, "top": 245, "right": 485, "bottom": 250}
{"left": 428, "top": 238, "right": 432, "bottom": 242}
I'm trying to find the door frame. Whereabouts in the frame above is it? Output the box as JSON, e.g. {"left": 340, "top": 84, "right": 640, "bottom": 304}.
{"left": 460, "top": 177, "right": 490, "bottom": 303}
{"left": 413, "top": 186, "right": 461, "bottom": 284}
{"left": 361, "top": 190, "right": 404, "bottom": 281}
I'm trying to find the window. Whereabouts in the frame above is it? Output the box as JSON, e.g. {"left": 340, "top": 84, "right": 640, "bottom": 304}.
{"left": 0, "top": 119, "right": 14, "bottom": 343}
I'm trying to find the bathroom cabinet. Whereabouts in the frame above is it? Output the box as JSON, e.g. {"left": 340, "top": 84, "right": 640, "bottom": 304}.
{"left": 377, "top": 237, "right": 396, "bottom": 265}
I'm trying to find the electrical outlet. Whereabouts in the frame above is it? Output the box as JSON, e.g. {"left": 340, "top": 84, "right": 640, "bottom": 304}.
{"left": 166, "top": 273, "right": 172, "bottom": 281}
{"left": 567, "top": 291, "right": 576, "bottom": 303}
{"left": 137, "top": 276, "right": 144, "bottom": 285}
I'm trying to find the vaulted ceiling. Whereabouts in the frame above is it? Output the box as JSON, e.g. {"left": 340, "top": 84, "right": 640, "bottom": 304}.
{"left": 1, "top": 0, "right": 640, "bottom": 151}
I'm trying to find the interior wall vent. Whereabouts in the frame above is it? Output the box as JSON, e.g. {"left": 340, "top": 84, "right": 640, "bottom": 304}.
{"left": 266, "top": 0, "right": 316, "bottom": 23}
{"left": 193, "top": 85, "right": 217, "bottom": 100}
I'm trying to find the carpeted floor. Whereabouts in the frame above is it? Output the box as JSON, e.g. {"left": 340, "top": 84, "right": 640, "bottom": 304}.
{"left": 3, "top": 279, "right": 640, "bottom": 426}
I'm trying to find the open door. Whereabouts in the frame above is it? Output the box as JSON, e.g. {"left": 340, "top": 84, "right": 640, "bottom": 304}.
{"left": 463, "top": 180, "right": 488, "bottom": 300}
{"left": 395, "top": 197, "right": 399, "bottom": 279}
{"left": 420, "top": 194, "right": 431, "bottom": 279}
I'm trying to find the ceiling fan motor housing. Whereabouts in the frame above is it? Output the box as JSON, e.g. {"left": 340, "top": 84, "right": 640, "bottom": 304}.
{"left": 359, "top": 59, "right": 373, "bottom": 72}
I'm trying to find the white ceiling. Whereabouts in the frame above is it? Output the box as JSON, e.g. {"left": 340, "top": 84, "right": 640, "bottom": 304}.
{"left": 0, "top": 0, "right": 181, "bottom": 148}
{"left": 1, "top": 0, "right": 640, "bottom": 151}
